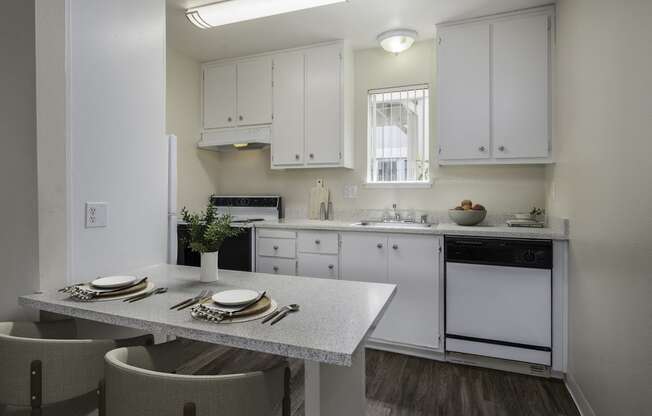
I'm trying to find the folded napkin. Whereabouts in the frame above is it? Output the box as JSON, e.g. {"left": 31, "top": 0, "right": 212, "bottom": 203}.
{"left": 61, "top": 278, "right": 148, "bottom": 301}
{"left": 191, "top": 296, "right": 272, "bottom": 323}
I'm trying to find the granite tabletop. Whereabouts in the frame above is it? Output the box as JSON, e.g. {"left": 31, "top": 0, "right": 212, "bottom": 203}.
{"left": 255, "top": 218, "right": 569, "bottom": 240}
{"left": 19, "top": 264, "right": 396, "bottom": 366}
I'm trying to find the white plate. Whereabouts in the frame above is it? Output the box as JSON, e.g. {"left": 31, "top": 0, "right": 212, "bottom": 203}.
{"left": 91, "top": 275, "right": 139, "bottom": 289}
{"left": 212, "top": 289, "right": 260, "bottom": 306}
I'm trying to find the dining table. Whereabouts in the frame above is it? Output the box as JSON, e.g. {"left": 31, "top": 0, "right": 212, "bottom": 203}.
{"left": 19, "top": 263, "right": 397, "bottom": 416}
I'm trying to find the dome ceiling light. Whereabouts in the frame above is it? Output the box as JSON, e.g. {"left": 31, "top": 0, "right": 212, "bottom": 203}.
{"left": 377, "top": 29, "right": 418, "bottom": 54}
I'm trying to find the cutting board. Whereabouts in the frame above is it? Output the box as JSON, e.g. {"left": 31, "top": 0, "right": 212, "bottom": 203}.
{"left": 309, "top": 180, "right": 330, "bottom": 220}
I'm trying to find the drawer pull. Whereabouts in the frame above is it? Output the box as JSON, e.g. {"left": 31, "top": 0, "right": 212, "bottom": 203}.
{"left": 314, "top": 240, "right": 321, "bottom": 245}
{"left": 273, "top": 246, "right": 279, "bottom": 250}
{"left": 377, "top": 243, "right": 383, "bottom": 249}
{"left": 328, "top": 264, "right": 334, "bottom": 270}
{"left": 272, "top": 266, "right": 279, "bottom": 272}
{"left": 392, "top": 244, "right": 399, "bottom": 250}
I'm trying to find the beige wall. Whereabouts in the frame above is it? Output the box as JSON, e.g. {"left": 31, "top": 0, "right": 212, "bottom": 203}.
{"left": 167, "top": 47, "right": 220, "bottom": 213}
{"left": 216, "top": 41, "right": 546, "bottom": 216}
{"left": 0, "top": 0, "right": 39, "bottom": 319}
{"left": 547, "top": 0, "right": 652, "bottom": 414}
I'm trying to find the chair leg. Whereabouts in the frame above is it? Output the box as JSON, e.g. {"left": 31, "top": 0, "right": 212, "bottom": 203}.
{"left": 30, "top": 360, "right": 42, "bottom": 416}
{"left": 183, "top": 402, "right": 196, "bottom": 416}
{"left": 282, "top": 366, "right": 291, "bottom": 416}
{"left": 98, "top": 380, "right": 106, "bottom": 416}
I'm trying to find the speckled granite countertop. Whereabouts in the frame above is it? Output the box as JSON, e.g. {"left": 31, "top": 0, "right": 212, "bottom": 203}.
{"left": 255, "top": 218, "right": 569, "bottom": 240}
{"left": 19, "top": 264, "right": 396, "bottom": 366}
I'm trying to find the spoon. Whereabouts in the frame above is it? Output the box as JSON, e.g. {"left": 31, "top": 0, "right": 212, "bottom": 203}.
{"left": 266, "top": 304, "right": 300, "bottom": 325}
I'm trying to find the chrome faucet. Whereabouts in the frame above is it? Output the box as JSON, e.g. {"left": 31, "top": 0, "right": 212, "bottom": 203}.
{"left": 392, "top": 203, "right": 401, "bottom": 221}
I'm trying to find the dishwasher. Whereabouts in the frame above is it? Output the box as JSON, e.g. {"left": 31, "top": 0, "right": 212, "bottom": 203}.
{"left": 445, "top": 236, "right": 553, "bottom": 366}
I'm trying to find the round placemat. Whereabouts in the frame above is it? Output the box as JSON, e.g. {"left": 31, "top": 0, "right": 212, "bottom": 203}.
{"left": 191, "top": 299, "right": 278, "bottom": 324}
{"left": 68, "top": 282, "right": 155, "bottom": 302}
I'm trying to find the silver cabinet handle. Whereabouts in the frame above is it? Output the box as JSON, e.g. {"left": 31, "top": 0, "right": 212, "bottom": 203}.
{"left": 228, "top": 117, "right": 232, "bottom": 122}
{"left": 498, "top": 145, "right": 505, "bottom": 152}
{"left": 328, "top": 264, "right": 334, "bottom": 270}
{"left": 239, "top": 115, "right": 243, "bottom": 121}
{"left": 295, "top": 154, "right": 300, "bottom": 160}
{"left": 479, "top": 146, "right": 486, "bottom": 152}
{"left": 315, "top": 240, "right": 320, "bottom": 245}
{"left": 273, "top": 245, "right": 279, "bottom": 250}
{"left": 272, "top": 266, "right": 279, "bottom": 272}
{"left": 392, "top": 244, "right": 399, "bottom": 250}
{"left": 377, "top": 243, "right": 383, "bottom": 249}
{"left": 309, "top": 153, "right": 314, "bottom": 159}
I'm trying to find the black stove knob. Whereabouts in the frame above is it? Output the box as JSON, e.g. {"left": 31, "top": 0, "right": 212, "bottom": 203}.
{"left": 523, "top": 249, "right": 537, "bottom": 263}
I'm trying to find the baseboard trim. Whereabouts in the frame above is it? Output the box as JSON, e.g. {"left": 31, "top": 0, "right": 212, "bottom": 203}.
{"left": 565, "top": 373, "right": 596, "bottom": 416}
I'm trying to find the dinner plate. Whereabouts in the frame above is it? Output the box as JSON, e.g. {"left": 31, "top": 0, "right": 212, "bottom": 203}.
{"left": 212, "top": 289, "right": 260, "bottom": 306}
{"left": 91, "top": 275, "right": 139, "bottom": 289}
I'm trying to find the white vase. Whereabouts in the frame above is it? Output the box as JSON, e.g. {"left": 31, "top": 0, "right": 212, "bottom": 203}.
{"left": 200, "top": 251, "right": 219, "bottom": 282}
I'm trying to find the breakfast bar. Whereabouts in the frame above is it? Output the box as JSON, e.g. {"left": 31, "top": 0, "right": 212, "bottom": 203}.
{"left": 19, "top": 264, "right": 397, "bottom": 415}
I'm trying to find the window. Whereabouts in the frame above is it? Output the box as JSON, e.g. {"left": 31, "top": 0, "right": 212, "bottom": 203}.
{"left": 367, "top": 85, "right": 430, "bottom": 184}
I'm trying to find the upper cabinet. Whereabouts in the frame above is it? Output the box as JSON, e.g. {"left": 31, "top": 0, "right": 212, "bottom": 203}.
{"left": 272, "top": 42, "right": 354, "bottom": 169}
{"left": 202, "top": 57, "right": 272, "bottom": 130}
{"left": 201, "top": 41, "right": 353, "bottom": 169}
{"left": 437, "top": 6, "right": 555, "bottom": 165}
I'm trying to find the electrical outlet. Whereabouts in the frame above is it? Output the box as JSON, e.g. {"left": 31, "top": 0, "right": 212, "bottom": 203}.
{"left": 343, "top": 184, "right": 358, "bottom": 199}
{"left": 85, "top": 202, "right": 108, "bottom": 228}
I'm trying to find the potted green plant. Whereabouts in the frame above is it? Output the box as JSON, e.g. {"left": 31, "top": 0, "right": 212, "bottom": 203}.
{"left": 181, "top": 204, "right": 242, "bottom": 282}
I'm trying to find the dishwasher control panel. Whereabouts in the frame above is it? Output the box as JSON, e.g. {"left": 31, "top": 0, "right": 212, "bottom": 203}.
{"left": 445, "top": 237, "right": 552, "bottom": 269}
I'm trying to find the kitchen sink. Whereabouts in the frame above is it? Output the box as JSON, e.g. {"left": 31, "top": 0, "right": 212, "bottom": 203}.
{"left": 350, "top": 221, "right": 433, "bottom": 229}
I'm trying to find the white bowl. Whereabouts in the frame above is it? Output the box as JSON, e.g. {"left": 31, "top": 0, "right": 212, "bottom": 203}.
{"left": 448, "top": 209, "right": 487, "bottom": 226}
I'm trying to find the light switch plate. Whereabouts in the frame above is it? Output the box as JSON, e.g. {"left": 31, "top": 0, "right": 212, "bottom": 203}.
{"left": 85, "top": 202, "right": 108, "bottom": 228}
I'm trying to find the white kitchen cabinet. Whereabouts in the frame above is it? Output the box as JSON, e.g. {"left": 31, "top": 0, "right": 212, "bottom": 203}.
{"left": 305, "top": 44, "right": 342, "bottom": 165}
{"left": 437, "top": 23, "right": 491, "bottom": 161}
{"left": 340, "top": 233, "right": 388, "bottom": 284}
{"left": 236, "top": 57, "right": 273, "bottom": 126}
{"left": 374, "top": 235, "right": 440, "bottom": 348}
{"left": 271, "top": 41, "right": 354, "bottom": 170}
{"left": 203, "top": 64, "right": 236, "bottom": 129}
{"left": 297, "top": 253, "right": 339, "bottom": 279}
{"left": 437, "top": 6, "right": 554, "bottom": 165}
{"left": 340, "top": 232, "right": 441, "bottom": 351}
{"left": 272, "top": 52, "right": 305, "bottom": 166}
{"left": 202, "top": 58, "right": 272, "bottom": 130}
{"left": 492, "top": 14, "right": 550, "bottom": 159}
{"left": 257, "top": 257, "right": 296, "bottom": 276}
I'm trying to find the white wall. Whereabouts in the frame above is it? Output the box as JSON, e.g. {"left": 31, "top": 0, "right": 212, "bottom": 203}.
{"left": 167, "top": 47, "right": 220, "bottom": 213}
{"left": 37, "top": 0, "right": 168, "bottom": 285}
{"left": 0, "top": 0, "right": 39, "bottom": 320}
{"left": 68, "top": 0, "right": 168, "bottom": 281}
{"left": 213, "top": 41, "right": 547, "bottom": 216}
{"left": 547, "top": 0, "right": 652, "bottom": 414}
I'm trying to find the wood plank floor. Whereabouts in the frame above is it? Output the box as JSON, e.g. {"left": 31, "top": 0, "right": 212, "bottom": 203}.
{"left": 281, "top": 349, "right": 580, "bottom": 416}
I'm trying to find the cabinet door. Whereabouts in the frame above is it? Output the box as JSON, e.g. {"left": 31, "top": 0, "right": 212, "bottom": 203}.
{"left": 272, "top": 52, "right": 305, "bottom": 166}
{"left": 492, "top": 14, "right": 550, "bottom": 159}
{"left": 203, "top": 64, "right": 236, "bottom": 129}
{"left": 340, "top": 233, "right": 388, "bottom": 284}
{"left": 437, "top": 24, "right": 491, "bottom": 160}
{"left": 237, "top": 58, "right": 273, "bottom": 126}
{"left": 256, "top": 256, "right": 296, "bottom": 276}
{"left": 305, "top": 44, "right": 341, "bottom": 165}
{"left": 373, "top": 235, "right": 440, "bottom": 348}
{"left": 297, "top": 253, "right": 339, "bottom": 279}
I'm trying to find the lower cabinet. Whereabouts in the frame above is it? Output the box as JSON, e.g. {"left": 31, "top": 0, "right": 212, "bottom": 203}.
{"left": 256, "top": 256, "right": 296, "bottom": 276}
{"left": 297, "top": 253, "right": 338, "bottom": 279}
{"left": 341, "top": 232, "right": 441, "bottom": 350}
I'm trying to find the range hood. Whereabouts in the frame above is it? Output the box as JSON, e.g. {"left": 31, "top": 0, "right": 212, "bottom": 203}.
{"left": 197, "top": 126, "right": 271, "bottom": 152}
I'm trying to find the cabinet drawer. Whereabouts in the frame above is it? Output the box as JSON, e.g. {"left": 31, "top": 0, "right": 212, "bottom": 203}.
{"left": 257, "top": 238, "right": 296, "bottom": 258}
{"left": 297, "top": 231, "right": 339, "bottom": 254}
{"left": 256, "top": 228, "right": 297, "bottom": 239}
{"left": 257, "top": 257, "right": 296, "bottom": 276}
{"left": 297, "top": 253, "right": 339, "bottom": 279}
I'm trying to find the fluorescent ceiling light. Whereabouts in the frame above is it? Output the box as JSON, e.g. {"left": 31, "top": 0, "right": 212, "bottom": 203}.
{"left": 186, "top": 0, "right": 347, "bottom": 29}
{"left": 378, "top": 29, "right": 418, "bottom": 54}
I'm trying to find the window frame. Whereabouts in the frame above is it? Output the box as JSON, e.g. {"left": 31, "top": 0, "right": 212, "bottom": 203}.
{"left": 365, "top": 83, "right": 432, "bottom": 188}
